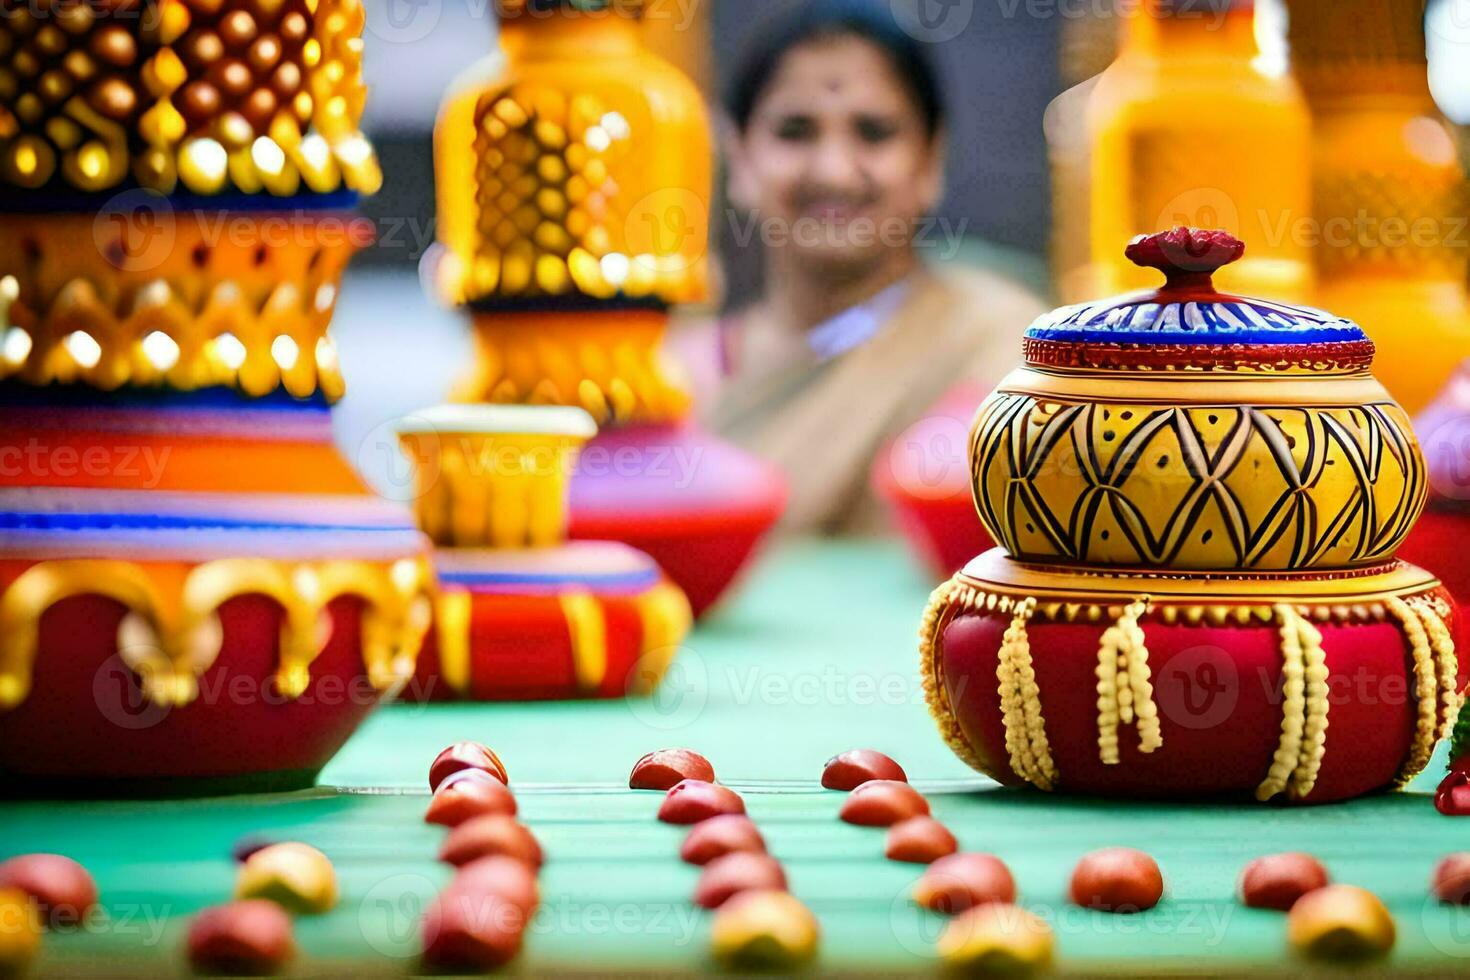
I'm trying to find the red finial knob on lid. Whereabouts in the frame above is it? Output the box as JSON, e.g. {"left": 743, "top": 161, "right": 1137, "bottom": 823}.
{"left": 1125, "top": 227, "right": 1245, "bottom": 292}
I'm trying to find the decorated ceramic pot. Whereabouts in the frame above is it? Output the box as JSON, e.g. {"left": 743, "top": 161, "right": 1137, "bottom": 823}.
{"left": 430, "top": 0, "right": 784, "bottom": 616}
{"left": 1401, "top": 362, "right": 1470, "bottom": 813}
{"left": 399, "top": 405, "right": 691, "bottom": 701}
{"left": 921, "top": 228, "right": 1464, "bottom": 804}
{"left": 0, "top": 1, "right": 429, "bottom": 795}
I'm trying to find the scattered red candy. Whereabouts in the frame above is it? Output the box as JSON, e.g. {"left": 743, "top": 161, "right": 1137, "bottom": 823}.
{"left": 0, "top": 854, "right": 98, "bottom": 929}
{"left": 821, "top": 749, "right": 906, "bottom": 790}
{"left": 425, "top": 778, "right": 519, "bottom": 827}
{"left": 629, "top": 749, "right": 716, "bottom": 790}
{"left": 1435, "top": 768, "right": 1470, "bottom": 816}
{"left": 1239, "top": 853, "right": 1330, "bottom": 911}
{"left": 694, "top": 853, "right": 788, "bottom": 909}
{"left": 437, "top": 768, "right": 507, "bottom": 793}
{"left": 657, "top": 780, "right": 746, "bottom": 825}
{"left": 680, "top": 815, "right": 767, "bottom": 866}
{"left": 439, "top": 816, "right": 543, "bottom": 869}
{"left": 885, "top": 817, "right": 958, "bottom": 864}
{"left": 421, "top": 883, "right": 527, "bottom": 971}
{"left": 429, "top": 742, "right": 509, "bottom": 791}
{"left": 1432, "top": 853, "right": 1470, "bottom": 905}
{"left": 1070, "top": 848, "right": 1164, "bottom": 913}
{"left": 452, "top": 857, "right": 541, "bottom": 915}
{"left": 838, "top": 780, "right": 930, "bottom": 827}
{"left": 187, "top": 900, "right": 295, "bottom": 975}
{"left": 913, "top": 853, "right": 1017, "bottom": 914}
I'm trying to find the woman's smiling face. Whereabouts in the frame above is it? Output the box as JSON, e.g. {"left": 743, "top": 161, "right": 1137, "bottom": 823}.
{"left": 729, "top": 33, "right": 944, "bottom": 275}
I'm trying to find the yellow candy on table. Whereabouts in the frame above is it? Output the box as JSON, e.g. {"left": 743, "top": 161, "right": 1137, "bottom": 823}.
{"left": 1286, "top": 885, "right": 1395, "bottom": 964}
{"left": 708, "top": 890, "right": 819, "bottom": 970}
{"left": 937, "top": 903, "right": 1055, "bottom": 977}
{"left": 235, "top": 843, "right": 338, "bottom": 916}
{"left": 0, "top": 887, "right": 41, "bottom": 974}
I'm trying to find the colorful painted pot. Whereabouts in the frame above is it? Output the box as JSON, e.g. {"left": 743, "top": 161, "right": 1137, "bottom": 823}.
{"left": 0, "top": 2, "right": 426, "bottom": 795}
{"left": 428, "top": 1, "right": 786, "bottom": 614}
{"left": 1401, "top": 361, "right": 1470, "bottom": 813}
{"left": 921, "top": 228, "right": 1464, "bottom": 804}
{"left": 399, "top": 405, "right": 691, "bottom": 701}
{"left": 0, "top": 388, "right": 432, "bottom": 795}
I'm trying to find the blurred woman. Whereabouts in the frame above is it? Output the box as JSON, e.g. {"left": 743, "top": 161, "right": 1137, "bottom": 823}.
{"left": 684, "top": 0, "right": 1044, "bottom": 534}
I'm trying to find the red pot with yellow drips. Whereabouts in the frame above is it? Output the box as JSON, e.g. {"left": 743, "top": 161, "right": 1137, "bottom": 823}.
{"left": 921, "top": 229, "right": 1464, "bottom": 804}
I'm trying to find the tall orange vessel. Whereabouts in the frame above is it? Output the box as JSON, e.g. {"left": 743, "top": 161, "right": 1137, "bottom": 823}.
{"left": 1287, "top": 0, "right": 1470, "bottom": 413}
{"left": 1087, "top": 0, "right": 1312, "bottom": 301}
{"left": 431, "top": 0, "right": 785, "bottom": 620}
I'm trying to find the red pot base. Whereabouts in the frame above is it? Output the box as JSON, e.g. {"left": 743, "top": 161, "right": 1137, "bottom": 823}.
{"left": 922, "top": 551, "right": 1465, "bottom": 804}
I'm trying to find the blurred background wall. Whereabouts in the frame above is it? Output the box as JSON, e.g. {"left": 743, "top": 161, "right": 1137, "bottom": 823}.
{"left": 351, "top": 0, "right": 1059, "bottom": 299}
{"left": 347, "top": 0, "right": 1469, "bottom": 305}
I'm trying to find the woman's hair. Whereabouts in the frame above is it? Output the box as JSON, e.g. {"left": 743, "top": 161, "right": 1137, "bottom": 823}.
{"left": 725, "top": 0, "right": 945, "bottom": 136}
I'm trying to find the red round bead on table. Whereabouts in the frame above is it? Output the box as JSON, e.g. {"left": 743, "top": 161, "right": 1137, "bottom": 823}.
{"left": 694, "top": 853, "right": 788, "bottom": 909}
{"left": 451, "top": 857, "right": 541, "bottom": 915}
{"left": 838, "top": 780, "right": 930, "bottom": 827}
{"left": 429, "top": 742, "right": 509, "bottom": 791}
{"left": 1432, "top": 854, "right": 1470, "bottom": 905}
{"left": 187, "top": 900, "right": 295, "bottom": 975}
{"left": 1239, "top": 853, "right": 1330, "bottom": 911}
{"left": 885, "top": 817, "right": 958, "bottom": 864}
{"left": 437, "top": 768, "right": 507, "bottom": 792}
{"left": 821, "top": 749, "right": 907, "bottom": 791}
{"left": 439, "top": 816, "right": 543, "bottom": 869}
{"left": 680, "top": 815, "right": 767, "bottom": 866}
{"left": 1070, "top": 848, "right": 1164, "bottom": 913}
{"left": 0, "top": 854, "right": 98, "bottom": 929}
{"left": 629, "top": 749, "right": 715, "bottom": 790}
{"left": 426, "top": 778, "right": 519, "bottom": 827}
{"left": 657, "top": 780, "right": 745, "bottom": 824}
{"left": 421, "top": 883, "right": 528, "bottom": 971}
{"left": 913, "top": 853, "right": 1017, "bottom": 914}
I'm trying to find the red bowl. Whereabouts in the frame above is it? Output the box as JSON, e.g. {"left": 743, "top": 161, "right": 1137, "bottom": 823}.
{"left": 873, "top": 383, "right": 993, "bottom": 580}
{"left": 569, "top": 424, "right": 786, "bottom": 617}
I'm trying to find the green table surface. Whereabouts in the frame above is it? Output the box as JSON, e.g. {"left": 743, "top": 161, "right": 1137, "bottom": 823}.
{"left": 5, "top": 539, "right": 1470, "bottom": 976}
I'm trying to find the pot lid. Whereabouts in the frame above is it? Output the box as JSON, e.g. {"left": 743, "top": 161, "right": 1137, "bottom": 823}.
{"left": 1025, "top": 228, "right": 1372, "bottom": 372}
